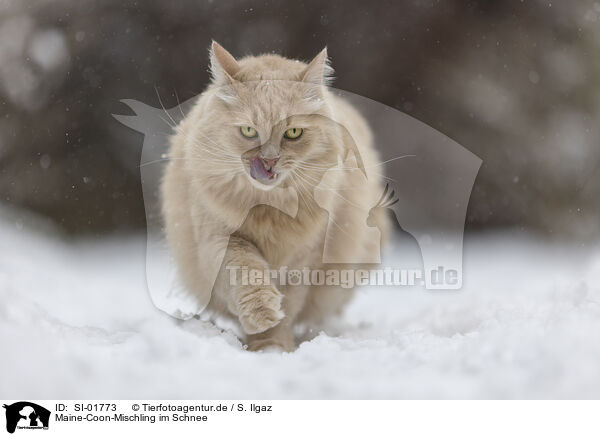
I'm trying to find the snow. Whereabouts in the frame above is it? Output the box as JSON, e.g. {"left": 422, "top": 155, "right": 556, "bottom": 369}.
{"left": 1, "top": 209, "right": 599, "bottom": 399}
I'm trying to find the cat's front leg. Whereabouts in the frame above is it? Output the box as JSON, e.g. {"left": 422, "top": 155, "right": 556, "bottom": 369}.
{"left": 233, "top": 284, "right": 284, "bottom": 334}
{"left": 246, "top": 285, "right": 309, "bottom": 352}
{"left": 223, "top": 236, "right": 284, "bottom": 335}
{"left": 246, "top": 321, "right": 294, "bottom": 352}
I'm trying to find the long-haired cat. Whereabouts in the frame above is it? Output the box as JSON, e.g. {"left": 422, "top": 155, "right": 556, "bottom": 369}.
{"left": 161, "top": 41, "right": 389, "bottom": 351}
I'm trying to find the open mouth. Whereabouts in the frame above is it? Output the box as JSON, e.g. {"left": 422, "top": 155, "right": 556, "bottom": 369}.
{"left": 249, "top": 157, "right": 278, "bottom": 184}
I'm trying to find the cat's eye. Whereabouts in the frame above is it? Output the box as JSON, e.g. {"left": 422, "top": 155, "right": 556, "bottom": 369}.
{"left": 240, "top": 126, "right": 258, "bottom": 138}
{"left": 284, "top": 127, "right": 303, "bottom": 140}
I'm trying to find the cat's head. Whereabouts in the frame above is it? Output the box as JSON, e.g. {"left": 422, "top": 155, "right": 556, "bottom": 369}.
{"left": 188, "top": 41, "right": 344, "bottom": 193}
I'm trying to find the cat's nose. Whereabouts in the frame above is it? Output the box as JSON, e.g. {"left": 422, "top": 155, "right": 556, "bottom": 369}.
{"left": 260, "top": 156, "right": 279, "bottom": 169}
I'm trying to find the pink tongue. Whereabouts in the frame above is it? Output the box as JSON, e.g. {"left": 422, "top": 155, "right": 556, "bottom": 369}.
{"left": 249, "top": 157, "right": 274, "bottom": 181}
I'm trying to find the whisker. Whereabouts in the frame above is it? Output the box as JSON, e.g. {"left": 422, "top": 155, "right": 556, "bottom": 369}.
{"left": 154, "top": 86, "right": 178, "bottom": 128}
{"left": 189, "top": 139, "right": 240, "bottom": 161}
{"left": 290, "top": 173, "right": 314, "bottom": 219}
{"left": 157, "top": 114, "right": 176, "bottom": 131}
{"left": 294, "top": 170, "right": 364, "bottom": 210}
{"left": 293, "top": 170, "right": 359, "bottom": 242}
{"left": 140, "top": 156, "right": 241, "bottom": 168}
{"left": 369, "top": 154, "right": 416, "bottom": 168}
{"left": 173, "top": 88, "right": 186, "bottom": 119}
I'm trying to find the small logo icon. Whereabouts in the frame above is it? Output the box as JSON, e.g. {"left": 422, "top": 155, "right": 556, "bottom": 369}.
{"left": 3, "top": 402, "right": 50, "bottom": 434}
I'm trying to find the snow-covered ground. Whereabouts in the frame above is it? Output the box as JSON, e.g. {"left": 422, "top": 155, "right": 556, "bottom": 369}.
{"left": 1, "top": 208, "right": 599, "bottom": 399}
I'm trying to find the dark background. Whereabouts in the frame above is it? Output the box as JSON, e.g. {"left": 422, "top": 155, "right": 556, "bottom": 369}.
{"left": 1, "top": 0, "right": 598, "bottom": 238}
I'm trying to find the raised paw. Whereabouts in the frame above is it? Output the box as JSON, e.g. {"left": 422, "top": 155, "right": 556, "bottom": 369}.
{"left": 237, "top": 286, "right": 284, "bottom": 334}
{"left": 246, "top": 338, "right": 293, "bottom": 353}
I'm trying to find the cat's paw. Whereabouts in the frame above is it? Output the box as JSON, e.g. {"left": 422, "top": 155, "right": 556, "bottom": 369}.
{"left": 246, "top": 338, "right": 293, "bottom": 353}
{"left": 237, "top": 286, "right": 284, "bottom": 334}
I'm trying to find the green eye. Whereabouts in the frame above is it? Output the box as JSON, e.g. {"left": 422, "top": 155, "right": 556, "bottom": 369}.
{"left": 284, "top": 127, "right": 303, "bottom": 139}
{"left": 240, "top": 126, "right": 257, "bottom": 138}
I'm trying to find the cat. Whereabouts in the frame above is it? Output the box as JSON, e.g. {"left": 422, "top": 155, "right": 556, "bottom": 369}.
{"left": 161, "top": 41, "right": 389, "bottom": 351}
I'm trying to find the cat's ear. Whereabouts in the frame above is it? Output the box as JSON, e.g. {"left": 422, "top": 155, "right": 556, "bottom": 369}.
{"left": 209, "top": 41, "right": 240, "bottom": 84}
{"left": 301, "top": 47, "right": 334, "bottom": 85}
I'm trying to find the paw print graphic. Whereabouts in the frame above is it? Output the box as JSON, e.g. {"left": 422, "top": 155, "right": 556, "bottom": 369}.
{"left": 287, "top": 270, "right": 302, "bottom": 285}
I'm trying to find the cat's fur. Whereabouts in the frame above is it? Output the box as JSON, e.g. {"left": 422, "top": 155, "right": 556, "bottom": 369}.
{"left": 161, "top": 42, "right": 388, "bottom": 351}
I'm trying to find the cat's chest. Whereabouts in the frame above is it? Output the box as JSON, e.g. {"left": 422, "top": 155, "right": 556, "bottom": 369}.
{"left": 235, "top": 203, "right": 327, "bottom": 264}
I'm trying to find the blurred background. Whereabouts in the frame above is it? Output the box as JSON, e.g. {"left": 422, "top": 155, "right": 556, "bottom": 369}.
{"left": 2, "top": 0, "right": 600, "bottom": 400}
{"left": 0, "top": 0, "right": 598, "bottom": 238}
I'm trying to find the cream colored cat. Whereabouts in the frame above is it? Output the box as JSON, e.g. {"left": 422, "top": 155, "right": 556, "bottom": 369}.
{"left": 161, "top": 42, "right": 389, "bottom": 351}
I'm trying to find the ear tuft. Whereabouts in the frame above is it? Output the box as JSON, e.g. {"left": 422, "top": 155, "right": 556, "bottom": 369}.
{"left": 209, "top": 41, "right": 240, "bottom": 83}
{"left": 301, "top": 47, "right": 334, "bottom": 86}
